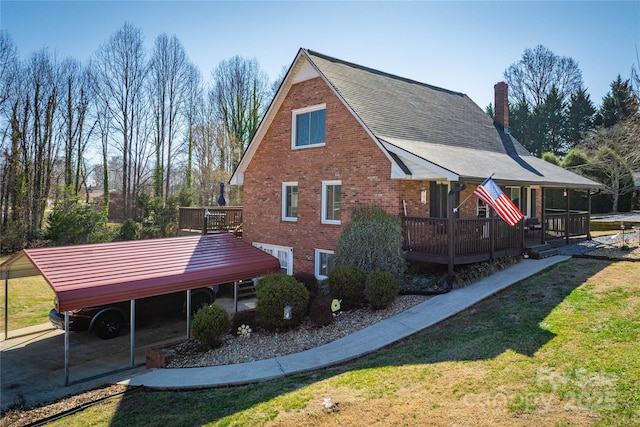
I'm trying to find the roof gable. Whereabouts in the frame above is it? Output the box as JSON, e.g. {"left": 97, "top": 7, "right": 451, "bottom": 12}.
{"left": 232, "top": 49, "right": 601, "bottom": 189}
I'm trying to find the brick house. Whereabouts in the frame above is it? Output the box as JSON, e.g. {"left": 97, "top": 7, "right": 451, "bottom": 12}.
{"left": 230, "top": 49, "right": 601, "bottom": 279}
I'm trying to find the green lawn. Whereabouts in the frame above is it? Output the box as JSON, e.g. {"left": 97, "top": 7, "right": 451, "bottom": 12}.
{"left": 41, "top": 258, "right": 638, "bottom": 426}
{"left": 0, "top": 270, "right": 54, "bottom": 332}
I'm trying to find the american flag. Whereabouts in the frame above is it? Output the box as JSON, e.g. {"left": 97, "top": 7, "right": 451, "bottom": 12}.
{"left": 473, "top": 177, "right": 524, "bottom": 226}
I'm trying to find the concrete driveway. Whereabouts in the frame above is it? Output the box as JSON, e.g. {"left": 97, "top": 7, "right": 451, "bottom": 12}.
{"left": 1, "top": 316, "right": 188, "bottom": 413}
{"left": 0, "top": 295, "right": 253, "bottom": 413}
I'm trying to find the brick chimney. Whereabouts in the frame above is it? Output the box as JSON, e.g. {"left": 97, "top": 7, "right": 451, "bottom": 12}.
{"left": 494, "top": 81, "right": 509, "bottom": 133}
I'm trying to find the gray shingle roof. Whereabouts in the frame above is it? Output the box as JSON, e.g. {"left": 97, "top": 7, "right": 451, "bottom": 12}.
{"left": 305, "top": 49, "right": 601, "bottom": 188}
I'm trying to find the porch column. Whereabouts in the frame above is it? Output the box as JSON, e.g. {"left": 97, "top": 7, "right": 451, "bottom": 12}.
{"left": 565, "top": 188, "right": 570, "bottom": 245}
{"left": 587, "top": 190, "right": 593, "bottom": 240}
{"left": 447, "top": 191, "right": 456, "bottom": 286}
{"left": 447, "top": 182, "right": 466, "bottom": 287}
{"left": 541, "top": 188, "right": 546, "bottom": 244}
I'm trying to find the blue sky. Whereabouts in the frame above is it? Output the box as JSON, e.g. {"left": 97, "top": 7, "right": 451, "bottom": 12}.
{"left": 1, "top": 1, "right": 638, "bottom": 110}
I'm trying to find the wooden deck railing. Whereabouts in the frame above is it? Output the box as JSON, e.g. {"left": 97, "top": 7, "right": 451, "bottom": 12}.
{"left": 401, "top": 216, "right": 525, "bottom": 264}
{"left": 178, "top": 207, "right": 243, "bottom": 234}
{"left": 544, "top": 209, "right": 590, "bottom": 239}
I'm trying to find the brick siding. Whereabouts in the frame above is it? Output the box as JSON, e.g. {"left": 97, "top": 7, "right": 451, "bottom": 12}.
{"left": 243, "top": 77, "right": 401, "bottom": 274}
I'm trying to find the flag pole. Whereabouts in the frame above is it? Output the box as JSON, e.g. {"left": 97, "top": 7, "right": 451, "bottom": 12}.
{"left": 454, "top": 173, "right": 495, "bottom": 212}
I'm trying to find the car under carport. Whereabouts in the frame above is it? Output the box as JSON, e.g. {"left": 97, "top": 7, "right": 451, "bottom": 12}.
{"left": 1, "top": 233, "right": 281, "bottom": 385}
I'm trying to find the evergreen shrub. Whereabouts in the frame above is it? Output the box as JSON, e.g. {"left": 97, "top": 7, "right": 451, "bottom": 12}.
{"left": 191, "top": 304, "right": 231, "bottom": 348}
{"left": 308, "top": 296, "right": 334, "bottom": 327}
{"left": 366, "top": 270, "right": 399, "bottom": 309}
{"left": 230, "top": 309, "right": 256, "bottom": 335}
{"left": 327, "top": 265, "right": 365, "bottom": 310}
{"left": 293, "top": 271, "right": 320, "bottom": 305}
{"left": 256, "top": 273, "right": 309, "bottom": 330}
{"left": 335, "top": 205, "right": 406, "bottom": 278}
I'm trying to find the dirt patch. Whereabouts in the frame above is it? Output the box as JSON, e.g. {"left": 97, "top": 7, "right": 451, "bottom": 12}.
{"left": 1, "top": 384, "right": 132, "bottom": 427}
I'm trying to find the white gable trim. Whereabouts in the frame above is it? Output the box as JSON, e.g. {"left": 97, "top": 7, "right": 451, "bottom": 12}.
{"left": 231, "top": 49, "right": 308, "bottom": 185}
{"left": 231, "top": 48, "right": 404, "bottom": 185}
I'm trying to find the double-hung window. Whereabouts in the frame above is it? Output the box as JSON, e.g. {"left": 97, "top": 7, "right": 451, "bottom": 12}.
{"left": 253, "top": 243, "right": 293, "bottom": 275}
{"left": 282, "top": 182, "right": 298, "bottom": 221}
{"left": 315, "top": 249, "right": 335, "bottom": 280}
{"left": 322, "top": 180, "right": 341, "bottom": 224}
{"left": 292, "top": 104, "right": 326, "bottom": 148}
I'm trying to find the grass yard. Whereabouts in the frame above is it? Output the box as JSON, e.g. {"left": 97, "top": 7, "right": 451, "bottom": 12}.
{"left": 0, "top": 259, "right": 54, "bottom": 332}
{"left": 36, "top": 257, "right": 638, "bottom": 426}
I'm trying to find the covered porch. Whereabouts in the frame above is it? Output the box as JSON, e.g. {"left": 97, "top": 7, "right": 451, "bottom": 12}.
{"left": 401, "top": 208, "right": 591, "bottom": 265}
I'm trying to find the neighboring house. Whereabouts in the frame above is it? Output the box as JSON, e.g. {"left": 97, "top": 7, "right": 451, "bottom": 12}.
{"left": 230, "top": 49, "right": 601, "bottom": 279}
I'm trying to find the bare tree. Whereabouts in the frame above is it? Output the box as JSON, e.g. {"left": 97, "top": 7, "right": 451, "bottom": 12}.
{"left": 92, "top": 23, "right": 148, "bottom": 219}
{"left": 584, "top": 124, "right": 637, "bottom": 212}
{"left": 504, "top": 45, "right": 584, "bottom": 108}
{"left": 180, "top": 63, "right": 202, "bottom": 206}
{"left": 210, "top": 56, "right": 269, "bottom": 170}
{"left": 148, "top": 33, "right": 192, "bottom": 200}
{"left": 0, "top": 30, "right": 18, "bottom": 110}
{"left": 59, "top": 58, "right": 95, "bottom": 196}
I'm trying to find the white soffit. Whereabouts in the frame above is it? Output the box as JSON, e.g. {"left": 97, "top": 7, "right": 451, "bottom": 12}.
{"left": 382, "top": 140, "right": 459, "bottom": 181}
{"left": 292, "top": 59, "right": 320, "bottom": 83}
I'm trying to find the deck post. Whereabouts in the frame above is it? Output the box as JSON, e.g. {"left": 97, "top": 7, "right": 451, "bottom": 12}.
{"left": 541, "top": 188, "right": 546, "bottom": 244}
{"left": 565, "top": 188, "right": 570, "bottom": 245}
{"left": 587, "top": 189, "right": 592, "bottom": 240}
{"left": 447, "top": 182, "right": 465, "bottom": 287}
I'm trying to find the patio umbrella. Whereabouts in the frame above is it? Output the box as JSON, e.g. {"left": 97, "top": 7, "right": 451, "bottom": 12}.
{"left": 217, "top": 182, "right": 226, "bottom": 206}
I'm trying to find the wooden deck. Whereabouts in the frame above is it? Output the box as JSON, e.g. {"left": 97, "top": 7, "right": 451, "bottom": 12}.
{"left": 402, "top": 210, "right": 590, "bottom": 265}
{"left": 178, "top": 207, "right": 590, "bottom": 266}
{"left": 178, "top": 207, "right": 243, "bottom": 235}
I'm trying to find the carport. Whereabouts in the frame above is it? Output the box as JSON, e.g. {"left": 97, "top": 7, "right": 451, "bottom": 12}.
{"left": 1, "top": 233, "right": 280, "bottom": 385}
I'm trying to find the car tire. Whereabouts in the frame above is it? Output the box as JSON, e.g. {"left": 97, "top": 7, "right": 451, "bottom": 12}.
{"left": 190, "top": 290, "right": 215, "bottom": 316}
{"left": 94, "top": 310, "right": 124, "bottom": 339}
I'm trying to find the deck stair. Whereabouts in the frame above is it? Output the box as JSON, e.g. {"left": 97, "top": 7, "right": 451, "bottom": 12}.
{"left": 526, "top": 243, "right": 559, "bottom": 259}
{"left": 236, "top": 280, "right": 257, "bottom": 298}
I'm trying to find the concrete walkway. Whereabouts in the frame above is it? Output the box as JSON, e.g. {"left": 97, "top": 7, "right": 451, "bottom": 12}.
{"left": 124, "top": 255, "right": 570, "bottom": 389}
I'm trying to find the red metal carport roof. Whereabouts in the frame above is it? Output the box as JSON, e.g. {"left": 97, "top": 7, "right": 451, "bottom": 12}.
{"left": 1, "top": 234, "right": 280, "bottom": 312}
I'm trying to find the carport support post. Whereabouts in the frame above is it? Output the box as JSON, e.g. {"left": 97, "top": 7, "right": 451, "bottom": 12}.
{"left": 130, "top": 299, "right": 135, "bottom": 368}
{"left": 186, "top": 289, "right": 191, "bottom": 339}
{"left": 64, "top": 312, "right": 70, "bottom": 386}
{"left": 4, "top": 273, "right": 8, "bottom": 338}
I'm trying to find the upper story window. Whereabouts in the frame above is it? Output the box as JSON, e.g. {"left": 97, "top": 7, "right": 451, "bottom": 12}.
{"left": 292, "top": 104, "right": 326, "bottom": 149}
{"left": 322, "top": 180, "right": 341, "bottom": 224}
{"left": 282, "top": 182, "right": 298, "bottom": 222}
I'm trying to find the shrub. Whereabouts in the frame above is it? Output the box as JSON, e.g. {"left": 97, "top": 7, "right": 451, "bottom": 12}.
{"left": 293, "top": 271, "right": 319, "bottom": 305}
{"left": 256, "top": 273, "right": 309, "bottom": 330}
{"left": 366, "top": 270, "right": 399, "bottom": 309}
{"left": 191, "top": 304, "right": 231, "bottom": 348}
{"left": 308, "top": 296, "right": 334, "bottom": 327}
{"left": 327, "top": 265, "right": 365, "bottom": 310}
{"left": 119, "top": 219, "right": 139, "bottom": 241}
{"left": 46, "top": 190, "right": 107, "bottom": 246}
{"left": 335, "top": 205, "right": 406, "bottom": 278}
{"left": 230, "top": 310, "right": 257, "bottom": 336}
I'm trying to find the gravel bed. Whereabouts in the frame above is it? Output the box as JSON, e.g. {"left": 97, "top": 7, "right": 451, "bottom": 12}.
{"left": 167, "top": 294, "right": 429, "bottom": 368}
{"left": 554, "top": 232, "right": 640, "bottom": 256}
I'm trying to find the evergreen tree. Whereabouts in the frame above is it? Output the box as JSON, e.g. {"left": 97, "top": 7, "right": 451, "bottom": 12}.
{"left": 566, "top": 87, "right": 596, "bottom": 147}
{"left": 600, "top": 75, "right": 639, "bottom": 127}
{"left": 540, "top": 85, "right": 568, "bottom": 155}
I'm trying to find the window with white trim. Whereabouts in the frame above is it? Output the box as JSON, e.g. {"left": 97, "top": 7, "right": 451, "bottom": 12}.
{"left": 315, "top": 249, "right": 335, "bottom": 280}
{"left": 253, "top": 243, "right": 293, "bottom": 275}
{"left": 282, "top": 182, "right": 298, "bottom": 221}
{"left": 292, "top": 104, "right": 326, "bottom": 148}
{"left": 321, "top": 180, "right": 341, "bottom": 224}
